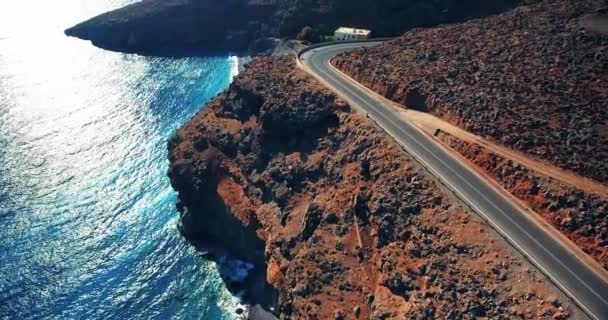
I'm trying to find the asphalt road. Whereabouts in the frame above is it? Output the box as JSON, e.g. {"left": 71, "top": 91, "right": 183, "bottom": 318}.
{"left": 299, "top": 42, "right": 608, "bottom": 320}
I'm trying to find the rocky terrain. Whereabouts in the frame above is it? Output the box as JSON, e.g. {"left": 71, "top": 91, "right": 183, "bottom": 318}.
{"left": 333, "top": 0, "right": 608, "bottom": 183}
{"left": 437, "top": 130, "right": 608, "bottom": 271}
{"left": 65, "top": 0, "right": 522, "bottom": 55}
{"left": 167, "top": 56, "right": 574, "bottom": 319}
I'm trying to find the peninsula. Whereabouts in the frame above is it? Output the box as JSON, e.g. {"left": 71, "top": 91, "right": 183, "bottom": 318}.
{"left": 63, "top": 0, "right": 608, "bottom": 318}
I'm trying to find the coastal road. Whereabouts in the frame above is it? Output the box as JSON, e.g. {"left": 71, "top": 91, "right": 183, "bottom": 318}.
{"left": 299, "top": 42, "right": 608, "bottom": 320}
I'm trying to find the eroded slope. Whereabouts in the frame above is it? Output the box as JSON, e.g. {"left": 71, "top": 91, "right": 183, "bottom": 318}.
{"left": 167, "top": 56, "right": 574, "bottom": 319}
{"left": 333, "top": 0, "right": 608, "bottom": 183}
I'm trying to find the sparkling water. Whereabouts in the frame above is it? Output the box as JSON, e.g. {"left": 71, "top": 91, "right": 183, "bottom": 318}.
{"left": 0, "top": 1, "right": 243, "bottom": 319}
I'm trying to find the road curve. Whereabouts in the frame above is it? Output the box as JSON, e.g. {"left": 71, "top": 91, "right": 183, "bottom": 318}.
{"left": 299, "top": 42, "right": 608, "bottom": 320}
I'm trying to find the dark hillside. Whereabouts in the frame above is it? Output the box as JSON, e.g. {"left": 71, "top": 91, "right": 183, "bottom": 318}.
{"left": 334, "top": 0, "right": 608, "bottom": 183}
{"left": 65, "top": 0, "right": 522, "bottom": 55}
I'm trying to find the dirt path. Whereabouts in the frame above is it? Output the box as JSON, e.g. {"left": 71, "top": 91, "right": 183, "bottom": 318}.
{"left": 325, "top": 57, "right": 608, "bottom": 198}
{"left": 399, "top": 109, "right": 608, "bottom": 199}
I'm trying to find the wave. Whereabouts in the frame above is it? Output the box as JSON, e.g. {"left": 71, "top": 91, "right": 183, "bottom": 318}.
{"left": 229, "top": 55, "right": 239, "bottom": 81}
{"left": 229, "top": 55, "right": 253, "bottom": 81}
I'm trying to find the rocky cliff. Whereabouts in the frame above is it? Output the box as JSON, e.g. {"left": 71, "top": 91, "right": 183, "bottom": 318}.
{"left": 167, "top": 56, "right": 574, "bottom": 319}
{"left": 66, "top": 0, "right": 522, "bottom": 55}
{"left": 333, "top": 0, "right": 608, "bottom": 184}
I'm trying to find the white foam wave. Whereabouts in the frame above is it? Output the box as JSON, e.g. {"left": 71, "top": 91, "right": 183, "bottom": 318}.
{"left": 229, "top": 55, "right": 239, "bottom": 81}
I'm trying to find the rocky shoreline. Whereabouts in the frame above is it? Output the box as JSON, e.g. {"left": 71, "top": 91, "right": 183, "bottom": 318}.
{"left": 167, "top": 56, "right": 577, "bottom": 319}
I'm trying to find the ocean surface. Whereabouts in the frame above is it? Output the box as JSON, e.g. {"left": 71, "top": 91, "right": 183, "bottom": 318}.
{"left": 0, "top": 1, "right": 244, "bottom": 319}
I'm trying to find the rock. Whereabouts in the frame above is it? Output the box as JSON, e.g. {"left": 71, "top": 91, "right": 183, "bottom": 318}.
{"left": 249, "top": 305, "right": 278, "bottom": 320}
{"left": 334, "top": 310, "right": 345, "bottom": 320}
{"left": 404, "top": 86, "right": 428, "bottom": 112}
{"left": 260, "top": 90, "right": 337, "bottom": 136}
{"left": 354, "top": 305, "right": 361, "bottom": 318}
{"left": 192, "top": 136, "right": 208, "bottom": 151}
{"left": 272, "top": 183, "right": 290, "bottom": 207}
{"left": 299, "top": 203, "right": 322, "bottom": 241}
{"left": 335, "top": 242, "right": 345, "bottom": 251}
{"left": 325, "top": 213, "right": 340, "bottom": 224}
{"left": 66, "top": 0, "right": 254, "bottom": 54}
{"left": 356, "top": 249, "right": 365, "bottom": 262}
{"left": 468, "top": 302, "right": 486, "bottom": 317}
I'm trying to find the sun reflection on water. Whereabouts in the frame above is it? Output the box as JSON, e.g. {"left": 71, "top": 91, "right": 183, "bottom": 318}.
{"left": 0, "top": 1, "right": 246, "bottom": 319}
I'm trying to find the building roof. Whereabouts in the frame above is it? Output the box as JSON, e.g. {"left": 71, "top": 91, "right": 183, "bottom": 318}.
{"left": 335, "top": 27, "right": 371, "bottom": 35}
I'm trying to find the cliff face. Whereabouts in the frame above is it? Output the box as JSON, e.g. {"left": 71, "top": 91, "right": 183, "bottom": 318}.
{"left": 333, "top": 0, "right": 608, "bottom": 184}
{"left": 65, "top": 0, "right": 522, "bottom": 55}
{"left": 65, "top": 0, "right": 268, "bottom": 54}
{"left": 167, "top": 56, "right": 573, "bottom": 319}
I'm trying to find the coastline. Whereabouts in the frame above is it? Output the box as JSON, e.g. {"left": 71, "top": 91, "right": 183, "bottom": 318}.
{"left": 167, "top": 55, "right": 577, "bottom": 319}
{"left": 231, "top": 39, "right": 301, "bottom": 83}
{"left": 50, "top": 0, "right": 607, "bottom": 318}
{"left": 0, "top": 7, "right": 254, "bottom": 317}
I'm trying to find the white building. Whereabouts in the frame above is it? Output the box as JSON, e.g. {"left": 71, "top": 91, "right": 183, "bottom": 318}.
{"left": 334, "top": 27, "right": 371, "bottom": 41}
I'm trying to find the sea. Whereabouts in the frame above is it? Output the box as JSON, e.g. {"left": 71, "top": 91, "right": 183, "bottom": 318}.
{"left": 0, "top": 1, "right": 246, "bottom": 319}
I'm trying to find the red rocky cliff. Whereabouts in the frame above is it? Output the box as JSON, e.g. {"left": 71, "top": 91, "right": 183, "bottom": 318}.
{"left": 167, "top": 56, "right": 576, "bottom": 319}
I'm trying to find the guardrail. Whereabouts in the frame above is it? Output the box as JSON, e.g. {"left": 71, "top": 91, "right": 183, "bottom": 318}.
{"left": 296, "top": 38, "right": 394, "bottom": 62}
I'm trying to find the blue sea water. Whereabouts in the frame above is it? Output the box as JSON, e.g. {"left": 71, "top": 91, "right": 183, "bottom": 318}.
{"left": 0, "top": 1, "right": 243, "bottom": 319}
